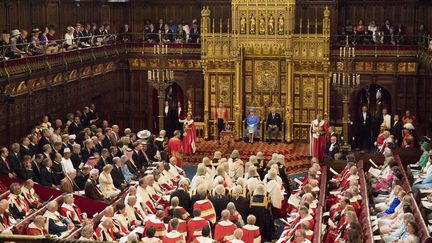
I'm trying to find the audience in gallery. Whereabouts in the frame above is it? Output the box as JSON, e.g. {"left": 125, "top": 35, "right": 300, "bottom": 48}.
{"left": 0, "top": 17, "right": 200, "bottom": 60}
{"left": 337, "top": 18, "right": 432, "bottom": 48}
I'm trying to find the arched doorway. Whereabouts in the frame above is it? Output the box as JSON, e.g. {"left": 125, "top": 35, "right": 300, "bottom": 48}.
{"left": 350, "top": 84, "right": 392, "bottom": 147}
{"left": 165, "top": 82, "right": 184, "bottom": 107}
{"left": 354, "top": 84, "right": 392, "bottom": 116}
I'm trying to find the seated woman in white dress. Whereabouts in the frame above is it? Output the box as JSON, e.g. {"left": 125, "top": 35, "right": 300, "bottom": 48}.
{"left": 98, "top": 165, "right": 121, "bottom": 198}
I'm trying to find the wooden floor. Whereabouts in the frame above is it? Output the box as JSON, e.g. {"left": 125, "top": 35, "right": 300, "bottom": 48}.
{"left": 184, "top": 140, "right": 311, "bottom": 174}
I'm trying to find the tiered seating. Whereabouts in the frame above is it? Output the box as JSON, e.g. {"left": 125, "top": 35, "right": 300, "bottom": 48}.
{"left": 66, "top": 191, "right": 129, "bottom": 239}
{"left": 312, "top": 166, "right": 327, "bottom": 243}
{"left": 394, "top": 155, "right": 431, "bottom": 241}
{"left": 13, "top": 195, "right": 64, "bottom": 234}
{"left": 357, "top": 160, "right": 374, "bottom": 243}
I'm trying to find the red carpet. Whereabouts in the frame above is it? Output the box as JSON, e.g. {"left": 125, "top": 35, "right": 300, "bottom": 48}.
{"left": 184, "top": 140, "right": 311, "bottom": 174}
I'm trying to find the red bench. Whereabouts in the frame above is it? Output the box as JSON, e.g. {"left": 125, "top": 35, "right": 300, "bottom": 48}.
{"left": 312, "top": 166, "right": 327, "bottom": 243}
{"left": 358, "top": 160, "right": 374, "bottom": 243}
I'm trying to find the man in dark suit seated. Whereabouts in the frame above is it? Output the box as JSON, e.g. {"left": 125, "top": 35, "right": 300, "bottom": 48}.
{"left": 75, "top": 165, "right": 91, "bottom": 191}
{"left": 111, "top": 157, "right": 126, "bottom": 190}
{"left": 39, "top": 159, "right": 57, "bottom": 188}
{"left": 43, "top": 201, "right": 74, "bottom": 237}
{"left": 84, "top": 169, "right": 105, "bottom": 201}
{"left": 266, "top": 105, "right": 282, "bottom": 144}
{"left": 0, "top": 147, "right": 16, "bottom": 179}
{"left": 325, "top": 135, "right": 340, "bottom": 159}
{"left": 170, "top": 179, "right": 191, "bottom": 214}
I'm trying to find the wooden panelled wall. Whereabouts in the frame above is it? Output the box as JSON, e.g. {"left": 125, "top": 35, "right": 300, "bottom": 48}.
{"left": 0, "top": 70, "right": 125, "bottom": 146}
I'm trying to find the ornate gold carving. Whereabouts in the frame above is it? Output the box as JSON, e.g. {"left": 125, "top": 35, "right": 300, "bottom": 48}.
{"left": 250, "top": 15, "right": 256, "bottom": 34}
{"left": 254, "top": 60, "right": 279, "bottom": 92}
{"left": 302, "top": 77, "right": 315, "bottom": 108}
{"left": 278, "top": 16, "right": 284, "bottom": 35}
{"left": 201, "top": 0, "right": 330, "bottom": 142}
{"left": 268, "top": 15, "right": 275, "bottom": 35}
{"left": 245, "top": 76, "right": 252, "bottom": 92}
{"left": 407, "top": 62, "right": 417, "bottom": 72}
{"left": 259, "top": 15, "right": 266, "bottom": 35}
{"left": 240, "top": 17, "right": 246, "bottom": 34}
{"left": 355, "top": 62, "right": 364, "bottom": 71}
{"left": 377, "top": 62, "right": 385, "bottom": 72}
{"left": 397, "top": 63, "right": 406, "bottom": 72}
{"left": 218, "top": 76, "right": 231, "bottom": 105}
{"left": 210, "top": 75, "right": 216, "bottom": 92}
{"left": 294, "top": 77, "right": 300, "bottom": 94}
{"left": 294, "top": 110, "right": 300, "bottom": 122}
{"left": 317, "top": 78, "right": 324, "bottom": 95}
{"left": 302, "top": 110, "right": 308, "bottom": 123}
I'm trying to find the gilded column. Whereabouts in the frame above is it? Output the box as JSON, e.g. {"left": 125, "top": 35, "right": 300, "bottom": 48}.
{"left": 203, "top": 71, "right": 210, "bottom": 139}
{"left": 285, "top": 59, "right": 293, "bottom": 142}
{"left": 234, "top": 54, "right": 242, "bottom": 138}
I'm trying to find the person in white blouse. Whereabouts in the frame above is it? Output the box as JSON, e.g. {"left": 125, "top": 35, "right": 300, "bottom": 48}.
{"left": 60, "top": 148, "right": 74, "bottom": 175}
{"left": 64, "top": 26, "right": 77, "bottom": 50}
{"left": 98, "top": 165, "right": 121, "bottom": 198}
{"left": 382, "top": 108, "right": 392, "bottom": 131}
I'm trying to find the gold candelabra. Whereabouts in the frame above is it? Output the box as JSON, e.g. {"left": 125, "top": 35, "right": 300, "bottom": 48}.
{"left": 332, "top": 36, "right": 360, "bottom": 152}
{"left": 147, "top": 43, "right": 174, "bottom": 130}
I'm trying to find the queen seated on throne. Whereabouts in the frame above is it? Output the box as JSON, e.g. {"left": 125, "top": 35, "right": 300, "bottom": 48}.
{"left": 246, "top": 108, "right": 259, "bottom": 144}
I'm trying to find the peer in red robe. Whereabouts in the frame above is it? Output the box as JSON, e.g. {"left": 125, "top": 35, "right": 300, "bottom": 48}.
{"left": 181, "top": 114, "right": 197, "bottom": 156}
{"left": 163, "top": 219, "right": 185, "bottom": 243}
{"left": 26, "top": 221, "right": 47, "bottom": 236}
{"left": 95, "top": 219, "right": 116, "bottom": 241}
{"left": 215, "top": 210, "right": 238, "bottom": 243}
{"left": 143, "top": 213, "right": 167, "bottom": 239}
{"left": 241, "top": 216, "right": 261, "bottom": 243}
{"left": 310, "top": 115, "right": 328, "bottom": 161}
{"left": 193, "top": 199, "right": 217, "bottom": 225}
{"left": 59, "top": 201, "right": 83, "bottom": 226}
{"left": 187, "top": 215, "right": 211, "bottom": 242}
{"left": 168, "top": 131, "right": 184, "bottom": 167}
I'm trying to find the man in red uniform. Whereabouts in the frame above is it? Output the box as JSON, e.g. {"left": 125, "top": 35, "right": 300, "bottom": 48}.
{"left": 163, "top": 218, "right": 185, "bottom": 243}
{"left": 168, "top": 130, "right": 183, "bottom": 167}
{"left": 0, "top": 199, "right": 16, "bottom": 231}
{"left": 95, "top": 217, "right": 115, "bottom": 241}
{"left": 193, "top": 194, "right": 217, "bottom": 225}
{"left": 310, "top": 114, "right": 328, "bottom": 162}
{"left": 59, "top": 193, "right": 84, "bottom": 227}
{"left": 187, "top": 208, "right": 211, "bottom": 242}
{"left": 241, "top": 215, "right": 261, "bottom": 243}
{"left": 25, "top": 215, "right": 47, "bottom": 235}
{"left": 143, "top": 211, "right": 166, "bottom": 239}
{"left": 214, "top": 209, "right": 238, "bottom": 242}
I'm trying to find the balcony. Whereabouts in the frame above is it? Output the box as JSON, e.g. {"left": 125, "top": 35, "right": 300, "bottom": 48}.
{"left": 0, "top": 33, "right": 201, "bottom": 81}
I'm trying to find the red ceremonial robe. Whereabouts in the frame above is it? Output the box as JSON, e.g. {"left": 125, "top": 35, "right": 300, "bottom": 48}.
{"left": 187, "top": 217, "right": 211, "bottom": 242}
{"left": 214, "top": 220, "right": 237, "bottom": 243}
{"left": 168, "top": 137, "right": 183, "bottom": 167}
{"left": 310, "top": 119, "right": 328, "bottom": 161}
{"left": 168, "top": 218, "right": 188, "bottom": 239}
{"left": 162, "top": 231, "right": 185, "bottom": 243}
{"left": 193, "top": 199, "right": 216, "bottom": 224}
{"left": 183, "top": 120, "right": 196, "bottom": 156}
{"left": 241, "top": 224, "right": 261, "bottom": 243}
{"left": 25, "top": 222, "right": 47, "bottom": 235}
{"left": 144, "top": 217, "right": 167, "bottom": 239}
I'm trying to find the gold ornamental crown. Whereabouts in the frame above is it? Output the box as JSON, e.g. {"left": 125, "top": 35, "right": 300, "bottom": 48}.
{"left": 201, "top": 6, "right": 211, "bottom": 17}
